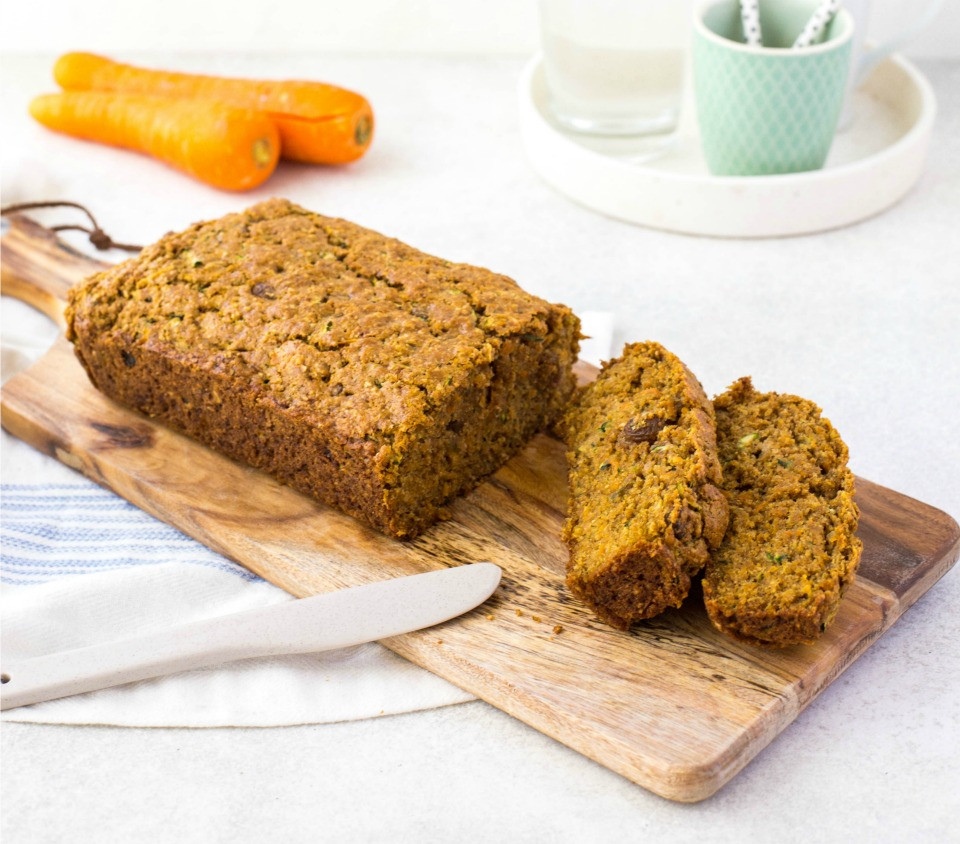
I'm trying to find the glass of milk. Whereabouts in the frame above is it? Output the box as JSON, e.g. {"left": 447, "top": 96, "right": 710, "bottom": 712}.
{"left": 539, "top": 0, "right": 688, "bottom": 137}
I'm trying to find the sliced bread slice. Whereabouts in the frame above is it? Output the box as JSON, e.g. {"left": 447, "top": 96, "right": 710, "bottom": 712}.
{"left": 562, "top": 342, "right": 728, "bottom": 629}
{"left": 705, "top": 377, "right": 862, "bottom": 647}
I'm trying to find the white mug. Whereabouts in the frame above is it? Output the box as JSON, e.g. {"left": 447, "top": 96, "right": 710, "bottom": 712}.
{"left": 840, "top": 0, "right": 943, "bottom": 125}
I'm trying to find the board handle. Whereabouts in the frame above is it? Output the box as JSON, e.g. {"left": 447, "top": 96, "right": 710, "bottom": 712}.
{"left": 1, "top": 215, "right": 111, "bottom": 328}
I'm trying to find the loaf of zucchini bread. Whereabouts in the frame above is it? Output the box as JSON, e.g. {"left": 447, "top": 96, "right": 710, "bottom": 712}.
{"left": 65, "top": 198, "right": 580, "bottom": 538}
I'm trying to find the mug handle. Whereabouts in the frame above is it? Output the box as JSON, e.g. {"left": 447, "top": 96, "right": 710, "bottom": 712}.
{"left": 856, "top": 0, "right": 944, "bottom": 79}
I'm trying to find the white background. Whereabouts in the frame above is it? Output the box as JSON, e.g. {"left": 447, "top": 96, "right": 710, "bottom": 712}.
{"left": 2, "top": 0, "right": 959, "bottom": 58}
{"left": 2, "top": 0, "right": 959, "bottom": 840}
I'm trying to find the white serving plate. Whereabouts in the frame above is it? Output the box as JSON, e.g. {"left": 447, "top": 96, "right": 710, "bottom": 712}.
{"left": 518, "top": 53, "right": 936, "bottom": 238}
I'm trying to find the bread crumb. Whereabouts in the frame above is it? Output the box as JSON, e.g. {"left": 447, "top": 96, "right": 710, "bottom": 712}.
{"left": 485, "top": 613, "right": 495, "bottom": 621}
{"left": 436, "top": 639, "right": 443, "bottom": 645}
{"left": 515, "top": 609, "right": 523, "bottom": 617}
{"left": 553, "top": 625, "right": 564, "bottom": 634}
{"left": 532, "top": 615, "right": 542, "bottom": 623}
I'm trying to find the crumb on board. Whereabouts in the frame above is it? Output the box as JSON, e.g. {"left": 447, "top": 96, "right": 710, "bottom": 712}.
{"left": 485, "top": 613, "right": 495, "bottom": 621}
{"left": 532, "top": 615, "right": 542, "bottom": 623}
{"left": 436, "top": 639, "right": 443, "bottom": 645}
{"left": 553, "top": 625, "right": 564, "bottom": 634}
{"left": 515, "top": 609, "right": 523, "bottom": 617}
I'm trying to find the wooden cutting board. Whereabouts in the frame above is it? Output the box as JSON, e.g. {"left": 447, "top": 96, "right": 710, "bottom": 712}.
{"left": 2, "top": 216, "right": 957, "bottom": 802}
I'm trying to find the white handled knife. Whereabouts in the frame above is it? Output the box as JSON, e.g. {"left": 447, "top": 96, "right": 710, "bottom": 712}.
{"left": 0, "top": 562, "right": 501, "bottom": 711}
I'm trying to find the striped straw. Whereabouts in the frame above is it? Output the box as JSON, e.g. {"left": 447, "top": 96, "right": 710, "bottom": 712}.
{"left": 739, "top": 0, "right": 763, "bottom": 46}
{"left": 793, "top": 0, "right": 842, "bottom": 48}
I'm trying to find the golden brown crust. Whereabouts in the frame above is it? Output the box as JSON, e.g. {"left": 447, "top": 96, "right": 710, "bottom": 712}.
{"left": 562, "top": 342, "right": 729, "bottom": 629}
{"left": 704, "top": 377, "right": 862, "bottom": 647}
{"left": 65, "top": 198, "right": 580, "bottom": 538}
{"left": 565, "top": 542, "right": 687, "bottom": 630}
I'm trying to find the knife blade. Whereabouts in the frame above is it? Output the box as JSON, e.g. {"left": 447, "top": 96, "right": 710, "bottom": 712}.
{"left": 0, "top": 562, "right": 501, "bottom": 711}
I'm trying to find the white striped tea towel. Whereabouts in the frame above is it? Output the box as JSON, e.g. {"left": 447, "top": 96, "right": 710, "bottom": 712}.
{"left": 0, "top": 483, "right": 474, "bottom": 726}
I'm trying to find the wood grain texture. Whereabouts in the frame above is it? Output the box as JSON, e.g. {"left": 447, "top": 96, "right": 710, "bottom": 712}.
{"left": 0, "top": 215, "right": 109, "bottom": 327}
{"left": 1, "top": 223, "right": 957, "bottom": 801}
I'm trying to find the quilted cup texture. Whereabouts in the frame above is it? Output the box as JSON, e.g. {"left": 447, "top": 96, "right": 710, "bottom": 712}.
{"left": 693, "top": 33, "right": 852, "bottom": 176}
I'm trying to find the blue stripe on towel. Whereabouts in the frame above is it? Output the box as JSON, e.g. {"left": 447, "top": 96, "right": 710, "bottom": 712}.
{"left": 4, "top": 525, "right": 202, "bottom": 542}
{"left": 2, "top": 502, "right": 147, "bottom": 513}
{"left": 0, "top": 483, "right": 263, "bottom": 584}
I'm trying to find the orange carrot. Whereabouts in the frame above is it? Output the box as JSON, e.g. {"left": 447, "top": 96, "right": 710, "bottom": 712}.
{"left": 29, "top": 92, "right": 279, "bottom": 192}
{"left": 54, "top": 52, "right": 373, "bottom": 165}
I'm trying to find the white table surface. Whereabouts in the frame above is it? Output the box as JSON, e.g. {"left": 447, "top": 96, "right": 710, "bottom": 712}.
{"left": 2, "top": 53, "right": 959, "bottom": 842}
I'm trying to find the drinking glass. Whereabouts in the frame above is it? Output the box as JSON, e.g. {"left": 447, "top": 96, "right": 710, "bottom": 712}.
{"left": 539, "top": 0, "right": 689, "bottom": 137}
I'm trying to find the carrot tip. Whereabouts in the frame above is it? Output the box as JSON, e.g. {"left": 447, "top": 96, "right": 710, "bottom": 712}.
{"left": 354, "top": 115, "right": 372, "bottom": 148}
{"left": 252, "top": 138, "right": 274, "bottom": 169}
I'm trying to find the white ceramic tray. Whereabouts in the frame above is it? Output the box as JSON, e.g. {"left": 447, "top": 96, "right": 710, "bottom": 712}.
{"left": 518, "top": 53, "right": 935, "bottom": 238}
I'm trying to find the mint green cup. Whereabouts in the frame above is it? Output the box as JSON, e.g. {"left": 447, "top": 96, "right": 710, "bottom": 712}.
{"left": 693, "top": 0, "right": 853, "bottom": 176}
